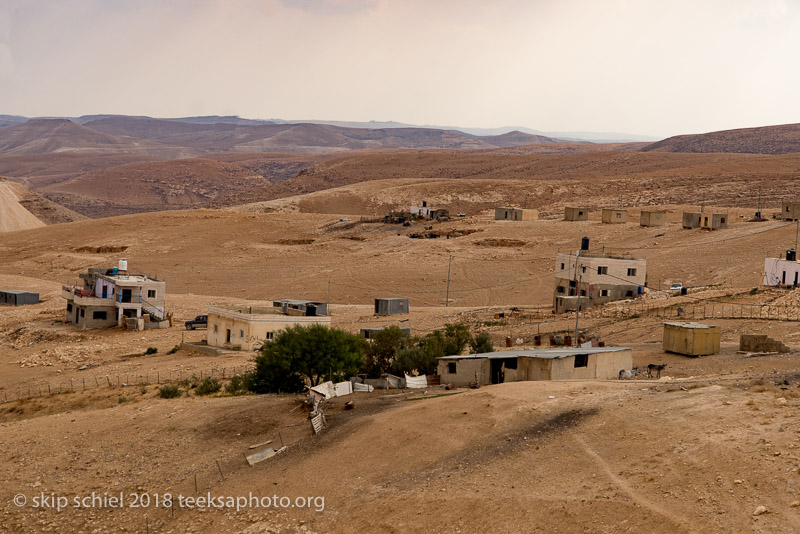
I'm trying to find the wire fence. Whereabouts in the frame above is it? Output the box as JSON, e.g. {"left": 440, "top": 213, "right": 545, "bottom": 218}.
{"left": 0, "top": 363, "right": 256, "bottom": 405}
{"left": 581, "top": 302, "right": 800, "bottom": 322}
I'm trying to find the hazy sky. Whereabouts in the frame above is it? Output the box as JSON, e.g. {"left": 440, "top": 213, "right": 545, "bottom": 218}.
{"left": 1, "top": 0, "right": 799, "bottom": 137}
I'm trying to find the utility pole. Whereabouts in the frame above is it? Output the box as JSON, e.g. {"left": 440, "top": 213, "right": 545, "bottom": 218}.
{"left": 795, "top": 220, "right": 798, "bottom": 253}
{"left": 574, "top": 273, "right": 582, "bottom": 347}
{"left": 445, "top": 255, "right": 453, "bottom": 307}
{"left": 327, "top": 280, "right": 331, "bottom": 316}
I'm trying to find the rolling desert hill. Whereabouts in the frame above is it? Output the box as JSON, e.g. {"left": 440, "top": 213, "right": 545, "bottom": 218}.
{"left": 0, "top": 118, "right": 202, "bottom": 158}
{"left": 41, "top": 158, "right": 270, "bottom": 217}
{"left": 641, "top": 123, "right": 800, "bottom": 155}
{"left": 0, "top": 178, "right": 45, "bottom": 232}
{"left": 215, "top": 150, "right": 800, "bottom": 210}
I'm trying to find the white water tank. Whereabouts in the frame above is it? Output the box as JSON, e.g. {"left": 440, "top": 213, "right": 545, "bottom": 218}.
{"left": 118, "top": 259, "right": 128, "bottom": 272}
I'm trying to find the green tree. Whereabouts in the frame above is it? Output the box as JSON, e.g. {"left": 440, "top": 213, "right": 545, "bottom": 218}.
{"left": 443, "top": 323, "right": 472, "bottom": 355}
{"left": 364, "top": 326, "right": 410, "bottom": 378}
{"left": 470, "top": 331, "right": 494, "bottom": 354}
{"left": 250, "top": 324, "right": 366, "bottom": 394}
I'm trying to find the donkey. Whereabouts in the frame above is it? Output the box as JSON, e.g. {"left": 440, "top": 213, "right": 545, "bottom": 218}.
{"left": 618, "top": 367, "right": 640, "bottom": 380}
{"left": 647, "top": 363, "right": 667, "bottom": 379}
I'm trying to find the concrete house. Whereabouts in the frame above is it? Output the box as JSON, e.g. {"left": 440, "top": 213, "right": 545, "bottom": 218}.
{"left": 272, "top": 299, "right": 328, "bottom": 317}
{"left": 554, "top": 251, "right": 647, "bottom": 313}
{"left": 564, "top": 207, "right": 590, "bottom": 221}
{"left": 437, "top": 347, "right": 633, "bottom": 386}
{"left": 663, "top": 322, "right": 720, "bottom": 356}
{"left": 700, "top": 213, "right": 728, "bottom": 230}
{"left": 601, "top": 209, "right": 627, "bottom": 224}
{"left": 207, "top": 305, "right": 331, "bottom": 351}
{"left": 374, "top": 298, "right": 409, "bottom": 315}
{"left": 764, "top": 251, "right": 800, "bottom": 286}
{"left": 62, "top": 261, "right": 166, "bottom": 329}
{"left": 781, "top": 202, "right": 800, "bottom": 221}
{"left": 0, "top": 290, "right": 39, "bottom": 306}
{"left": 640, "top": 210, "right": 667, "bottom": 227}
{"left": 494, "top": 207, "right": 539, "bottom": 221}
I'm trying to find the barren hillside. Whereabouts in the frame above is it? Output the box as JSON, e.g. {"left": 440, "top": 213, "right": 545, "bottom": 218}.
{"left": 0, "top": 179, "right": 45, "bottom": 232}
{"left": 0, "top": 119, "right": 202, "bottom": 158}
{"left": 641, "top": 123, "right": 800, "bottom": 155}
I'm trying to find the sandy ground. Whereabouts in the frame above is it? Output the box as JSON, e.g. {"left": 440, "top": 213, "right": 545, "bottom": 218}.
{"left": 0, "top": 181, "right": 45, "bottom": 232}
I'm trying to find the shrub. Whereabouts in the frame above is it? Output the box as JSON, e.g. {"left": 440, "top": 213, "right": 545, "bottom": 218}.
{"left": 118, "top": 396, "right": 127, "bottom": 403}
{"left": 195, "top": 377, "right": 222, "bottom": 396}
{"left": 225, "top": 372, "right": 253, "bottom": 395}
{"left": 144, "top": 347, "right": 158, "bottom": 355}
{"left": 158, "top": 385, "right": 182, "bottom": 399}
{"left": 470, "top": 332, "right": 494, "bottom": 354}
{"left": 178, "top": 375, "right": 200, "bottom": 389}
{"left": 364, "top": 325, "right": 410, "bottom": 378}
{"left": 749, "top": 287, "right": 759, "bottom": 295}
{"left": 167, "top": 345, "right": 180, "bottom": 355}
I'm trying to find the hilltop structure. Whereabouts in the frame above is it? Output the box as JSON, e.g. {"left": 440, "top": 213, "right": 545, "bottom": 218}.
{"left": 764, "top": 250, "right": 800, "bottom": 286}
{"left": 62, "top": 260, "right": 166, "bottom": 330}
{"left": 553, "top": 240, "right": 647, "bottom": 313}
{"left": 207, "top": 305, "right": 330, "bottom": 351}
{"left": 601, "top": 208, "right": 627, "bottom": 224}
{"left": 494, "top": 207, "right": 539, "bottom": 221}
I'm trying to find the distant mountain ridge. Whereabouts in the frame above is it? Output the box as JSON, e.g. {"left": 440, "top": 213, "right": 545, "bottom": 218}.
{"left": 640, "top": 123, "right": 800, "bottom": 155}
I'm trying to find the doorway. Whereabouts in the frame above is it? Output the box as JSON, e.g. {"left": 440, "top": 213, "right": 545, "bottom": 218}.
{"left": 226, "top": 329, "right": 231, "bottom": 343}
{"left": 490, "top": 359, "right": 505, "bottom": 384}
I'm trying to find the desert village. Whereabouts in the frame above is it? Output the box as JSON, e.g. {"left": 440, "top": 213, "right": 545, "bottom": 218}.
{"left": 6, "top": 179, "right": 800, "bottom": 532}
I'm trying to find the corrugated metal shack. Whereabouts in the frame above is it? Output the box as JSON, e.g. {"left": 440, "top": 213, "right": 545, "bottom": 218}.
{"left": 663, "top": 322, "right": 720, "bottom": 356}
{"left": 374, "top": 298, "right": 409, "bottom": 315}
{"left": 0, "top": 290, "right": 39, "bottom": 306}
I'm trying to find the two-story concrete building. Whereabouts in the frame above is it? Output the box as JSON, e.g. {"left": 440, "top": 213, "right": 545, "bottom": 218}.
{"left": 62, "top": 260, "right": 166, "bottom": 329}
{"left": 554, "top": 251, "right": 647, "bottom": 313}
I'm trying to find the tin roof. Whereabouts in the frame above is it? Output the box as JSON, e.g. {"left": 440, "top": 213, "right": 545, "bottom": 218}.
{"left": 437, "top": 346, "right": 631, "bottom": 361}
{"left": 663, "top": 322, "right": 718, "bottom": 329}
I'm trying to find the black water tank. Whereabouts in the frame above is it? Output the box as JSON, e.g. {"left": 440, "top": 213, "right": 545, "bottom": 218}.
{"left": 788, "top": 249, "right": 797, "bottom": 262}
{"left": 580, "top": 237, "right": 590, "bottom": 251}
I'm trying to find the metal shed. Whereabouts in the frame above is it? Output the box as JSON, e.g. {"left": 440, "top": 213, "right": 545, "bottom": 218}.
{"left": 640, "top": 210, "right": 667, "bottom": 227}
{"left": 663, "top": 322, "right": 720, "bottom": 356}
{"left": 0, "top": 290, "right": 39, "bottom": 306}
{"left": 374, "top": 298, "right": 409, "bottom": 315}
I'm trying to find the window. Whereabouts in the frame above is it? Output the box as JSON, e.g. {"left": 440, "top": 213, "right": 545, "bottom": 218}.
{"left": 616, "top": 213, "right": 621, "bottom": 218}
{"left": 266, "top": 332, "right": 274, "bottom": 340}
{"left": 579, "top": 289, "right": 586, "bottom": 296}
{"left": 574, "top": 354, "right": 588, "bottom": 368}
{"left": 600, "top": 289, "right": 609, "bottom": 297}
{"left": 626, "top": 290, "right": 634, "bottom": 297}
{"left": 560, "top": 263, "right": 565, "bottom": 270}
{"left": 447, "top": 362, "right": 457, "bottom": 374}
{"left": 569, "top": 280, "right": 576, "bottom": 287}
{"left": 92, "top": 311, "right": 107, "bottom": 320}
{"left": 214, "top": 325, "right": 218, "bottom": 333}
{"left": 67, "top": 303, "right": 72, "bottom": 312}
{"left": 578, "top": 211, "right": 584, "bottom": 216}
{"left": 147, "top": 290, "right": 156, "bottom": 299}
{"left": 581, "top": 266, "right": 586, "bottom": 273}
{"left": 556, "top": 286, "right": 565, "bottom": 294}
{"left": 240, "top": 330, "right": 244, "bottom": 338}
{"left": 627, "top": 268, "right": 637, "bottom": 276}
{"left": 504, "top": 358, "right": 518, "bottom": 370}
{"left": 720, "top": 218, "right": 726, "bottom": 224}
{"left": 597, "top": 266, "right": 608, "bottom": 275}
{"left": 80, "top": 309, "right": 85, "bottom": 318}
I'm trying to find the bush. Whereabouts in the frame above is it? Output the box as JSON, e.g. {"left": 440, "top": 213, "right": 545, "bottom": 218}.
{"left": 250, "top": 324, "right": 366, "bottom": 394}
{"left": 470, "top": 332, "right": 494, "bottom": 354}
{"left": 443, "top": 323, "right": 472, "bottom": 355}
{"left": 195, "top": 377, "right": 221, "bottom": 396}
{"left": 144, "top": 347, "right": 158, "bottom": 355}
{"left": 118, "top": 396, "right": 127, "bottom": 403}
{"left": 225, "top": 372, "right": 253, "bottom": 395}
{"left": 364, "top": 326, "right": 410, "bottom": 378}
{"left": 178, "top": 375, "right": 200, "bottom": 389}
{"left": 167, "top": 345, "right": 180, "bottom": 355}
{"left": 158, "top": 385, "right": 182, "bottom": 399}
{"left": 749, "top": 287, "right": 759, "bottom": 295}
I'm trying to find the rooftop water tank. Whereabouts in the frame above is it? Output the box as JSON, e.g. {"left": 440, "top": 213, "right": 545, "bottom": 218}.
{"left": 787, "top": 249, "right": 797, "bottom": 262}
{"left": 119, "top": 259, "right": 128, "bottom": 272}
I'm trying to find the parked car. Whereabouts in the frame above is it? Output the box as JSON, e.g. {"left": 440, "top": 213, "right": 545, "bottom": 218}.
{"left": 457, "top": 212, "right": 466, "bottom": 217}
{"left": 670, "top": 283, "right": 684, "bottom": 293}
{"left": 185, "top": 315, "right": 208, "bottom": 330}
